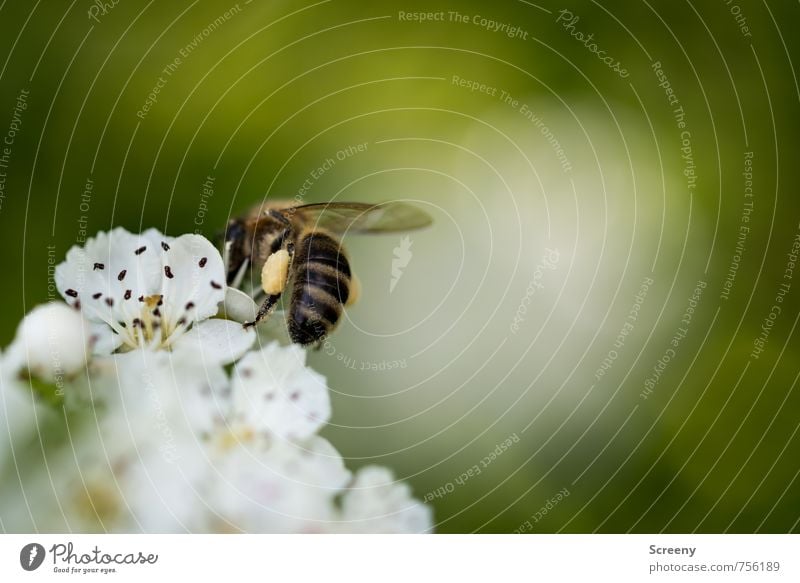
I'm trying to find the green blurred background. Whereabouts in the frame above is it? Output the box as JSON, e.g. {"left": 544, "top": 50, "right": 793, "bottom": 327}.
{"left": 1, "top": 0, "right": 799, "bottom": 532}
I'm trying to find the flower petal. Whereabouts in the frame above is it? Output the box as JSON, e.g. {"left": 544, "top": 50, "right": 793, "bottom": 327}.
{"left": 96, "top": 349, "right": 230, "bottom": 455}
{"left": 60, "top": 349, "right": 229, "bottom": 533}
{"left": 160, "top": 234, "right": 226, "bottom": 330}
{"left": 204, "top": 436, "right": 350, "bottom": 533}
{"left": 173, "top": 319, "right": 255, "bottom": 366}
{"left": 220, "top": 287, "right": 257, "bottom": 324}
{"left": 231, "top": 342, "right": 331, "bottom": 440}
{"left": 9, "top": 303, "right": 91, "bottom": 382}
{"left": 87, "top": 320, "right": 124, "bottom": 356}
{"left": 0, "top": 353, "right": 52, "bottom": 469}
{"left": 334, "top": 466, "right": 433, "bottom": 533}
{"left": 55, "top": 228, "right": 167, "bottom": 334}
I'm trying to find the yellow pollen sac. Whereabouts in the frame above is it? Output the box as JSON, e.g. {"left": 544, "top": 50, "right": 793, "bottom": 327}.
{"left": 261, "top": 249, "right": 290, "bottom": 295}
{"left": 216, "top": 425, "right": 256, "bottom": 451}
{"left": 140, "top": 294, "right": 164, "bottom": 341}
{"left": 143, "top": 294, "right": 162, "bottom": 309}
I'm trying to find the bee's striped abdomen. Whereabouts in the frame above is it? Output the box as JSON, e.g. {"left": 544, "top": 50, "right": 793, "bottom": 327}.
{"left": 288, "top": 231, "right": 351, "bottom": 345}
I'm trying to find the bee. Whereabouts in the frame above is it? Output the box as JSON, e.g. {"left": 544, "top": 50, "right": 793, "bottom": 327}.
{"left": 223, "top": 201, "right": 432, "bottom": 345}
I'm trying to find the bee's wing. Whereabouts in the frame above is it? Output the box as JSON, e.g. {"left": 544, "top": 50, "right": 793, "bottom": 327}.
{"left": 292, "top": 202, "right": 432, "bottom": 234}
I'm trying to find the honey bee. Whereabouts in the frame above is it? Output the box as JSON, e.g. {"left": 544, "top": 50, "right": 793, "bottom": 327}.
{"left": 223, "top": 201, "right": 432, "bottom": 345}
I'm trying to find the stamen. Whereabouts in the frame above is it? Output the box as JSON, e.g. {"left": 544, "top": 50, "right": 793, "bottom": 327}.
{"left": 92, "top": 292, "right": 102, "bottom": 299}
{"left": 185, "top": 301, "right": 195, "bottom": 310}
{"left": 161, "top": 315, "right": 191, "bottom": 349}
{"left": 140, "top": 294, "right": 163, "bottom": 343}
{"left": 124, "top": 289, "right": 132, "bottom": 300}
{"left": 135, "top": 246, "right": 147, "bottom": 255}
{"left": 103, "top": 316, "right": 127, "bottom": 338}
{"left": 93, "top": 263, "right": 105, "bottom": 270}
{"left": 161, "top": 241, "right": 170, "bottom": 251}
{"left": 199, "top": 257, "right": 208, "bottom": 268}
{"left": 142, "top": 309, "right": 154, "bottom": 340}
{"left": 164, "top": 266, "right": 174, "bottom": 279}
{"left": 105, "top": 297, "right": 114, "bottom": 307}
{"left": 118, "top": 269, "right": 127, "bottom": 281}
{"left": 210, "top": 281, "right": 222, "bottom": 289}
{"left": 232, "top": 258, "right": 250, "bottom": 289}
{"left": 65, "top": 289, "right": 78, "bottom": 297}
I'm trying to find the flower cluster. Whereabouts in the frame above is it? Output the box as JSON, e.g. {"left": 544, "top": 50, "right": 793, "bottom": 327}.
{"left": 0, "top": 228, "right": 431, "bottom": 533}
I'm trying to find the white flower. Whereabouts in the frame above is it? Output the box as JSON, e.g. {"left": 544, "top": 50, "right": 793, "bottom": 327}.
{"left": 0, "top": 353, "right": 50, "bottom": 470}
{"left": 204, "top": 435, "right": 351, "bottom": 533}
{"left": 0, "top": 338, "right": 434, "bottom": 533}
{"left": 5, "top": 302, "right": 91, "bottom": 382}
{"left": 55, "top": 227, "right": 254, "bottom": 364}
{"left": 0, "top": 228, "right": 434, "bottom": 535}
{"left": 66, "top": 349, "right": 230, "bottom": 532}
{"left": 333, "top": 466, "right": 433, "bottom": 533}
{"left": 230, "top": 342, "right": 331, "bottom": 440}
{"left": 95, "top": 349, "right": 229, "bottom": 456}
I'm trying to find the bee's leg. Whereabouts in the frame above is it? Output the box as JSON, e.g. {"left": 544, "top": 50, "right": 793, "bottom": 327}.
{"left": 243, "top": 241, "right": 295, "bottom": 329}
{"left": 244, "top": 293, "right": 282, "bottom": 329}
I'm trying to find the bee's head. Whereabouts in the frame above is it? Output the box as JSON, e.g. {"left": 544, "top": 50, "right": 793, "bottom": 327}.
{"left": 222, "top": 218, "right": 248, "bottom": 285}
